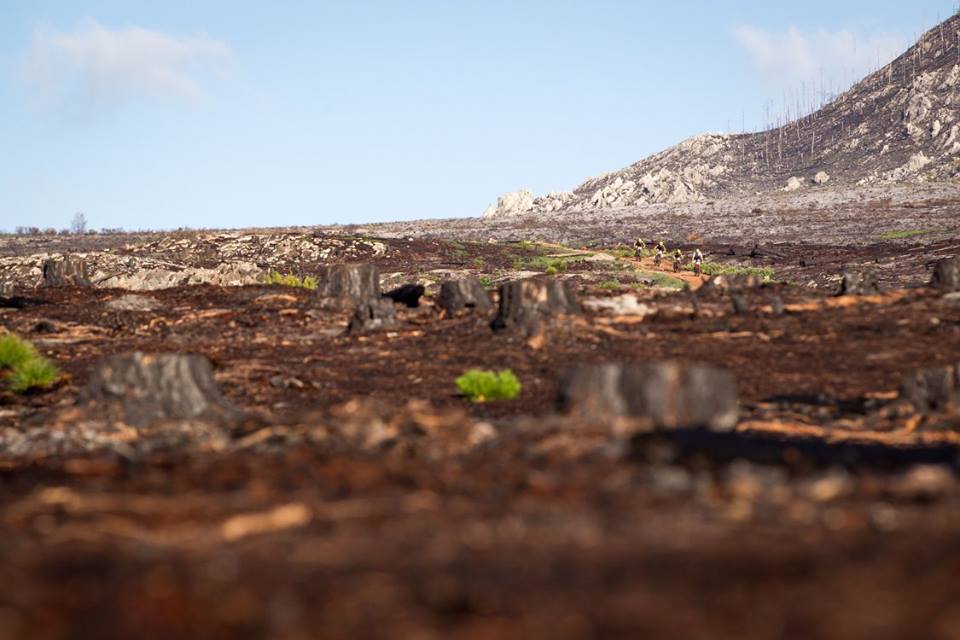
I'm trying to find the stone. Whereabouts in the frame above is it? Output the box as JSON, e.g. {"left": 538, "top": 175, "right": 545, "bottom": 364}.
{"left": 784, "top": 176, "right": 804, "bottom": 192}
{"left": 437, "top": 278, "right": 493, "bottom": 315}
{"left": 78, "top": 353, "right": 240, "bottom": 428}
{"left": 41, "top": 256, "right": 92, "bottom": 287}
{"left": 697, "top": 274, "right": 765, "bottom": 296}
{"left": 931, "top": 257, "right": 960, "bottom": 292}
{"left": 813, "top": 171, "right": 831, "bottom": 185}
{"left": 901, "top": 364, "right": 960, "bottom": 413}
{"left": 481, "top": 190, "right": 535, "bottom": 218}
{"left": 105, "top": 294, "right": 160, "bottom": 312}
{"left": 383, "top": 284, "right": 425, "bottom": 308}
{"left": 347, "top": 298, "right": 396, "bottom": 333}
{"left": 838, "top": 271, "right": 880, "bottom": 296}
{"left": 314, "top": 264, "right": 381, "bottom": 301}
{"left": 491, "top": 278, "right": 581, "bottom": 335}
{"left": 557, "top": 362, "right": 739, "bottom": 431}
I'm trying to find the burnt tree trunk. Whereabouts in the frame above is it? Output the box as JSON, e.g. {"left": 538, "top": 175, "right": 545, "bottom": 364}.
{"left": 42, "top": 256, "right": 92, "bottom": 288}
{"left": 557, "top": 362, "right": 739, "bottom": 432}
{"left": 314, "top": 264, "right": 381, "bottom": 301}
{"left": 438, "top": 278, "right": 492, "bottom": 316}
{"left": 491, "top": 278, "right": 581, "bottom": 335}
{"left": 931, "top": 257, "right": 960, "bottom": 292}
{"left": 79, "top": 352, "right": 240, "bottom": 428}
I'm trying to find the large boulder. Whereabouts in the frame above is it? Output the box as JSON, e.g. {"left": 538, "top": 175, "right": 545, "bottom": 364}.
{"left": 438, "top": 278, "right": 493, "bottom": 316}
{"left": 838, "top": 271, "right": 880, "bottom": 296}
{"left": 78, "top": 353, "right": 240, "bottom": 428}
{"left": 931, "top": 257, "right": 960, "bottom": 292}
{"left": 314, "top": 264, "right": 381, "bottom": 301}
{"left": 481, "top": 190, "right": 535, "bottom": 218}
{"left": 41, "top": 256, "right": 92, "bottom": 287}
{"left": 491, "top": 278, "right": 581, "bottom": 335}
{"left": 901, "top": 364, "right": 960, "bottom": 413}
{"left": 557, "top": 362, "right": 739, "bottom": 431}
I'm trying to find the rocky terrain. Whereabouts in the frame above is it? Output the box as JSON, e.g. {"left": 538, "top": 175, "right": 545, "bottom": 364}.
{"left": 4, "top": 12, "right": 960, "bottom": 640}
{"left": 0, "top": 220, "right": 959, "bottom": 638}
{"left": 483, "top": 13, "right": 960, "bottom": 217}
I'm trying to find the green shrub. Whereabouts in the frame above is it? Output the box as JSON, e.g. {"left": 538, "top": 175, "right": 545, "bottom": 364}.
{"left": 544, "top": 265, "right": 559, "bottom": 276}
{"left": 528, "top": 255, "right": 583, "bottom": 273}
{"left": 8, "top": 358, "right": 61, "bottom": 393}
{"left": 599, "top": 279, "right": 622, "bottom": 290}
{"left": 0, "top": 334, "right": 38, "bottom": 370}
{"left": 688, "top": 263, "right": 775, "bottom": 281}
{"left": 0, "top": 334, "right": 61, "bottom": 394}
{"left": 877, "top": 229, "right": 933, "bottom": 241}
{"left": 455, "top": 369, "right": 522, "bottom": 403}
{"left": 632, "top": 272, "right": 686, "bottom": 290}
{"left": 264, "top": 271, "right": 318, "bottom": 290}
{"left": 479, "top": 276, "right": 494, "bottom": 288}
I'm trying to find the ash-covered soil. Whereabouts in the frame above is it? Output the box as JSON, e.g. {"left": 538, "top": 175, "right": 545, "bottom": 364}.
{"left": 1, "top": 222, "right": 960, "bottom": 639}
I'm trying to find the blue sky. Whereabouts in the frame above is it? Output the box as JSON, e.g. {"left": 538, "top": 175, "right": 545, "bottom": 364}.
{"left": 0, "top": 1, "right": 955, "bottom": 231}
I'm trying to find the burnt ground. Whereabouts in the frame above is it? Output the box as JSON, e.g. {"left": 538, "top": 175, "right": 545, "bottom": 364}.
{"left": 1, "top": 231, "right": 960, "bottom": 639}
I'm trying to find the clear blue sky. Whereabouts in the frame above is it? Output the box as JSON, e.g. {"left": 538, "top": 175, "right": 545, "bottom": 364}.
{"left": 0, "top": 1, "right": 954, "bottom": 231}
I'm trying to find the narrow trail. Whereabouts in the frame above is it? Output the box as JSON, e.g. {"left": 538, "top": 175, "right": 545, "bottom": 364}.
{"left": 629, "top": 254, "right": 709, "bottom": 290}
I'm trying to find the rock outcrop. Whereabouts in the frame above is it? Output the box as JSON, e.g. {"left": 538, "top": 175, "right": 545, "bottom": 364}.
{"left": 482, "top": 14, "right": 960, "bottom": 217}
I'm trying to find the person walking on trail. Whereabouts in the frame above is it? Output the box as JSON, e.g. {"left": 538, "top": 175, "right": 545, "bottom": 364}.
{"left": 672, "top": 248, "right": 684, "bottom": 273}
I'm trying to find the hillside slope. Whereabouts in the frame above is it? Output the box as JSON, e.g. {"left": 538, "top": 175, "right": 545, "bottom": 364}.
{"left": 485, "top": 13, "right": 960, "bottom": 217}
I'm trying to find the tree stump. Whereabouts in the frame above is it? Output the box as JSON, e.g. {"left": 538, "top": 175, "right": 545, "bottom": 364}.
{"left": 438, "top": 278, "right": 492, "bottom": 316}
{"left": 901, "top": 365, "right": 960, "bottom": 413}
{"left": 557, "top": 362, "right": 739, "bottom": 431}
{"left": 41, "top": 256, "right": 92, "bottom": 288}
{"left": 931, "top": 257, "right": 960, "bottom": 292}
{"left": 314, "top": 264, "right": 381, "bottom": 301}
{"left": 384, "top": 284, "right": 425, "bottom": 308}
{"left": 838, "top": 271, "right": 880, "bottom": 296}
{"left": 347, "top": 298, "right": 397, "bottom": 333}
{"left": 491, "top": 278, "right": 581, "bottom": 335}
{"left": 79, "top": 353, "right": 240, "bottom": 428}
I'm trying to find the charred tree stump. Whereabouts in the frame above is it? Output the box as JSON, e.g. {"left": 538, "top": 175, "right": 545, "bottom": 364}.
{"left": 383, "top": 284, "right": 425, "bottom": 308}
{"left": 931, "top": 257, "right": 960, "bottom": 292}
{"left": 41, "top": 256, "right": 92, "bottom": 288}
{"left": 314, "top": 264, "right": 381, "bottom": 301}
{"left": 79, "top": 353, "right": 239, "bottom": 428}
{"left": 438, "top": 278, "right": 492, "bottom": 316}
{"left": 557, "top": 362, "right": 739, "bottom": 432}
{"left": 347, "top": 298, "right": 397, "bottom": 333}
{"left": 697, "top": 274, "right": 765, "bottom": 297}
{"left": 901, "top": 365, "right": 960, "bottom": 413}
{"left": 838, "top": 271, "right": 880, "bottom": 296}
{"left": 491, "top": 278, "right": 581, "bottom": 335}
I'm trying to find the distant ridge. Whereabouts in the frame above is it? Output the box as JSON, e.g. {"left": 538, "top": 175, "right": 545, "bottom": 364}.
{"left": 484, "top": 13, "right": 960, "bottom": 217}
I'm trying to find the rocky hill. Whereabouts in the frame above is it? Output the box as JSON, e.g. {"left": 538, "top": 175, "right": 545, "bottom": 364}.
{"left": 484, "top": 13, "right": 960, "bottom": 217}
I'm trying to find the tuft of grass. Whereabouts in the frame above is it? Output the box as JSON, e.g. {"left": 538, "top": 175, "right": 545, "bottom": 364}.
{"left": 0, "top": 333, "right": 61, "bottom": 394}
{"left": 634, "top": 272, "right": 685, "bottom": 290}
{"left": 877, "top": 229, "right": 933, "bottom": 241}
{"left": 8, "top": 358, "right": 61, "bottom": 393}
{"left": 688, "top": 262, "right": 775, "bottom": 281}
{"left": 455, "top": 369, "right": 522, "bottom": 403}
{"left": 598, "top": 279, "right": 622, "bottom": 290}
{"left": 479, "top": 276, "right": 494, "bottom": 288}
{"left": 528, "top": 255, "right": 584, "bottom": 273}
{"left": 264, "top": 271, "right": 318, "bottom": 290}
{"left": 0, "top": 334, "right": 38, "bottom": 370}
